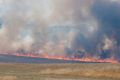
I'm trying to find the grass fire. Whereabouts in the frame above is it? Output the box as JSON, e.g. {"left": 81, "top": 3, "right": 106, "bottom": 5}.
{"left": 0, "top": 0, "right": 120, "bottom": 80}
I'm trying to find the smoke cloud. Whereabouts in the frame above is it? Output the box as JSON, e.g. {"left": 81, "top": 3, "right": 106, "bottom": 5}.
{"left": 91, "top": 0, "right": 120, "bottom": 60}
{"left": 0, "top": 0, "right": 119, "bottom": 61}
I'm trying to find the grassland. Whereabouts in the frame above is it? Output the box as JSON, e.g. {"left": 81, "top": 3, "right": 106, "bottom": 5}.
{"left": 0, "top": 63, "right": 119, "bottom": 80}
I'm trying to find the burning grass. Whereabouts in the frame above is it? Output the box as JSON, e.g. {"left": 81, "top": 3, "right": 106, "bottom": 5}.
{"left": 0, "top": 63, "right": 119, "bottom": 80}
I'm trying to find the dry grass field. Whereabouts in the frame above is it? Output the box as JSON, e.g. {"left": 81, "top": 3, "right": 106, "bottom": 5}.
{"left": 0, "top": 63, "right": 119, "bottom": 80}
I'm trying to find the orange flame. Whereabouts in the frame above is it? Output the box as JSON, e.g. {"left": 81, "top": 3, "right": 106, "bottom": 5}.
{"left": 0, "top": 51, "right": 118, "bottom": 64}
{"left": 10, "top": 53, "right": 118, "bottom": 64}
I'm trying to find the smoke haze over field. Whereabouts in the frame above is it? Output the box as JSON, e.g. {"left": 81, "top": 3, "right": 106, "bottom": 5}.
{"left": 0, "top": 0, "right": 120, "bottom": 61}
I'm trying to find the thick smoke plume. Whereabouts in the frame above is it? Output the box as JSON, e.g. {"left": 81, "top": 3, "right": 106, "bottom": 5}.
{"left": 0, "top": 0, "right": 119, "bottom": 61}
{"left": 91, "top": 0, "right": 120, "bottom": 61}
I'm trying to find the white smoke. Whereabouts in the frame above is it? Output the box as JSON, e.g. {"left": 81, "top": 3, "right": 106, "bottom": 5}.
{"left": 0, "top": 0, "right": 97, "bottom": 55}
